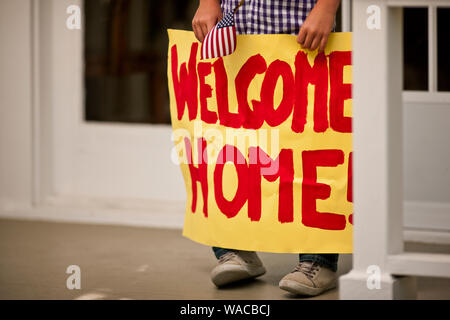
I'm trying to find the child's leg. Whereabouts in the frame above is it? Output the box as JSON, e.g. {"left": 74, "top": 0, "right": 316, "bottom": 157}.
{"left": 212, "top": 247, "right": 231, "bottom": 259}
{"left": 299, "top": 254, "right": 339, "bottom": 272}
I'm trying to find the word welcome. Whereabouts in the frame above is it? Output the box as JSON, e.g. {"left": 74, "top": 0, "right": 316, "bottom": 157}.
{"left": 171, "top": 42, "right": 352, "bottom": 133}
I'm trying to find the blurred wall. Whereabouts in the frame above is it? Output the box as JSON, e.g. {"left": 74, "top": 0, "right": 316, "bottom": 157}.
{"left": 0, "top": 0, "right": 33, "bottom": 210}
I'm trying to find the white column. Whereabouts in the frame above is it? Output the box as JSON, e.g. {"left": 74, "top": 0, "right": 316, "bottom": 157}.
{"left": 339, "top": 0, "right": 416, "bottom": 299}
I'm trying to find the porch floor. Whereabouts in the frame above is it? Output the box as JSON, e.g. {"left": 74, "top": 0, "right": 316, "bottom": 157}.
{"left": 0, "top": 218, "right": 449, "bottom": 300}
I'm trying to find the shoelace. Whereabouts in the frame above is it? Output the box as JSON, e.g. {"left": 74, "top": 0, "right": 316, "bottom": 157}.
{"left": 292, "top": 262, "right": 319, "bottom": 279}
{"left": 219, "top": 251, "right": 254, "bottom": 264}
{"left": 218, "top": 251, "right": 238, "bottom": 264}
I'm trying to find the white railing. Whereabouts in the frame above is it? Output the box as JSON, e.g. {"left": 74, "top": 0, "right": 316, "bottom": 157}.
{"left": 339, "top": 0, "right": 450, "bottom": 300}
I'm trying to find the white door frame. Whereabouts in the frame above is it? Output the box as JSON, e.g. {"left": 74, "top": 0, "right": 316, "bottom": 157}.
{"left": 25, "top": 0, "right": 186, "bottom": 228}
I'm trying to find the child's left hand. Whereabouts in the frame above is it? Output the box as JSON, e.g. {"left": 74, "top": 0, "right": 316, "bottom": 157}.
{"left": 297, "top": 0, "right": 341, "bottom": 52}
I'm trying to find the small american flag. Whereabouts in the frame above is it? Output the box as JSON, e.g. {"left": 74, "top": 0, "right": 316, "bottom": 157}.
{"left": 200, "top": 12, "right": 237, "bottom": 60}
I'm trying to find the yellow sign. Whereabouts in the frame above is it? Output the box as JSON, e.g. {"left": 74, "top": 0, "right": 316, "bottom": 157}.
{"left": 168, "top": 29, "right": 353, "bottom": 253}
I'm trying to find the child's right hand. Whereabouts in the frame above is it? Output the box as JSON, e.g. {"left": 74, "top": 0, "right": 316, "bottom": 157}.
{"left": 297, "top": 0, "right": 341, "bottom": 52}
{"left": 192, "top": 0, "right": 223, "bottom": 42}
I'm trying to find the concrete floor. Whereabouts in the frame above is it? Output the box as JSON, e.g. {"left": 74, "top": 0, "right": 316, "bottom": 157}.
{"left": 0, "top": 218, "right": 449, "bottom": 300}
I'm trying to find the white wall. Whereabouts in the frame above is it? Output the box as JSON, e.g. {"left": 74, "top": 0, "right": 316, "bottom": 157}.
{"left": 403, "top": 100, "right": 450, "bottom": 231}
{"left": 404, "top": 102, "right": 450, "bottom": 203}
{"left": 0, "top": 0, "right": 33, "bottom": 210}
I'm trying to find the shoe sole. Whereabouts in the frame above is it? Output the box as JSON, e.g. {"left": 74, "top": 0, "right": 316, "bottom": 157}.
{"left": 212, "top": 266, "right": 266, "bottom": 287}
{"left": 279, "top": 279, "right": 337, "bottom": 296}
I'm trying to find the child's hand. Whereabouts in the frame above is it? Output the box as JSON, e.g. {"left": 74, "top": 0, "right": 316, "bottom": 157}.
{"left": 297, "top": 0, "right": 341, "bottom": 52}
{"left": 192, "top": 0, "right": 223, "bottom": 42}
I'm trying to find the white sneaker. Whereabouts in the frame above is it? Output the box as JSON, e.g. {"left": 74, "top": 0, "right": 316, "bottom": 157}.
{"left": 279, "top": 261, "right": 337, "bottom": 296}
{"left": 211, "top": 250, "right": 266, "bottom": 287}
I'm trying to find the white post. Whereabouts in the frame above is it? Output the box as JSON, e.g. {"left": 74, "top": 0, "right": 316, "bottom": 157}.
{"left": 339, "top": 0, "right": 416, "bottom": 299}
{"left": 341, "top": 0, "right": 352, "bottom": 32}
{"left": 428, "top": 5, "right": 437, "bottom": 92}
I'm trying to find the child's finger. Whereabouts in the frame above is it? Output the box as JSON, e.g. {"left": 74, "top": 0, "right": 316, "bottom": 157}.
{"left": 200, "top": 23, "right": 209, "bottom": 41}
{"left": 206, "top": 20, "right": 216, "bottom": 36}
{"left": 302, "top": 32, "right": 314, "bottom": 50}
{"left": 310, "top": 36, "right": 321, "bottom": 51}
{"left": 193, "top": 23, "right": 202, "bottom": 42}
{"left": 319, "top": 35, "right": 328, "bottom": 52}
{"left": 297, "top": 27, "right": 307, "bottom": 46}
